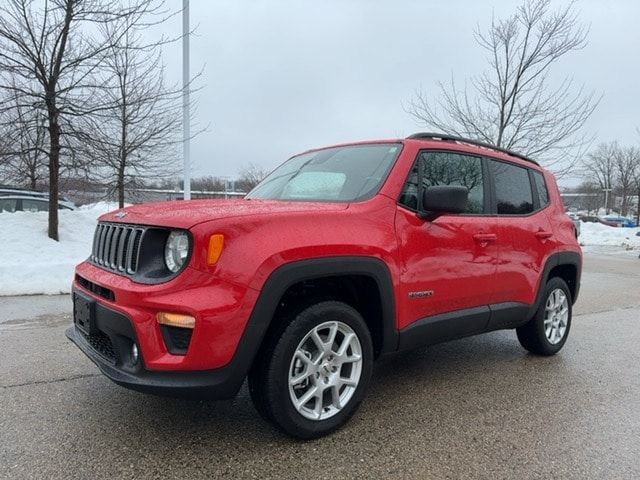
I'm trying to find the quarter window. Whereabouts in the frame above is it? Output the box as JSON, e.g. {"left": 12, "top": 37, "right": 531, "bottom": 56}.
{"left": 489, "top": 160, "right": 534, "bottom": 215}
{"left": 532, "top": 170, "right": 549, "bottom": 207}
{"left": 399, "top": 151, "right": 485, "bottom": 214}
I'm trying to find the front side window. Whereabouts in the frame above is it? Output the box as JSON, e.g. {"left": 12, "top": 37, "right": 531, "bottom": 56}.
{"left": 399, "top": 151, "right": 485, "bottom": 214}
{"left": 246, "top": 143, "right": 401, "bottom": 202}
{"left": 490, "top": 160, "right": 534, "bottom": 215}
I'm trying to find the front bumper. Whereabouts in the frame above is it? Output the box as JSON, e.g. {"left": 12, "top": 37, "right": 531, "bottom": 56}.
{"left": 65, "top": 294, "right": 245, "bottom": 399}
{"left": 67, "top": 260, "right": 263, "bottom": 399}
{"left": 72, "top": 261, "right": 259, "bottom": 371}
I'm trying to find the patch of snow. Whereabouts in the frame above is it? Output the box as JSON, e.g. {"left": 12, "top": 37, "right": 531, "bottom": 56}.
{"left": 0, "top": 203, "right": 123, "bottom": 296}
{"left": 579, "top": 222, "right": 640, "bottom": 257}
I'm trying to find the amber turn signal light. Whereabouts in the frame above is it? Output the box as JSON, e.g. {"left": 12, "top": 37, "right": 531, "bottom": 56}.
{"left": 156, "top": 312, "right": 195, "bottom": 329}
{"left": 207, "top": 234, "right": 224, "bottom": 265}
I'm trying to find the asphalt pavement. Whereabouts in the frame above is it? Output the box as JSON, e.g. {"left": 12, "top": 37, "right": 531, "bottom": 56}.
{"left": 1, "top": 252, "right": 639, "bottom": 479}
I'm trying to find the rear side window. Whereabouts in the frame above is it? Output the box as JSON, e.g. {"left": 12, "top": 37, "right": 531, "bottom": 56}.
{"left": 21, "top": 199, "right": 49, "bottom": 212}
{"left": 532, "top": 170, "right": 549, "bottom": 207}
{"left": 489, "top": 160, "right": 534, "bottom": 215}
{"left": 399, "top": 151, "right": 485, "bottom": 214}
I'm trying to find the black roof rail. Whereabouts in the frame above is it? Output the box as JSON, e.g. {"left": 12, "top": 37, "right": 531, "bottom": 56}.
{"left": 406, "top": 132, "right": 539, "bottom": 166}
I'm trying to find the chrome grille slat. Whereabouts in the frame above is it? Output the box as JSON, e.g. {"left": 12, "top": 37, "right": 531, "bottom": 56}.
{"left": 91, "top": 225, "right": 101, "bottom": 261}
{"left": 101, "top": 226, "right": 112, "bottom": 265}
{"left": 90, "top": 223, "right": 145, "bottom": 276}
{"left": 130, "top": 229, "right": 143, "bottom": 273}
{"left": 125, "top": 229, "right": 136, "bottom": 273}
{"left": 109, "top": 228, "right": 120, "bottom": 268}
{"left": 97, "top": 225, "right": 107, "bottom": 264}
{"left": 116, "top": 228, "right": 130, "bottom": 271}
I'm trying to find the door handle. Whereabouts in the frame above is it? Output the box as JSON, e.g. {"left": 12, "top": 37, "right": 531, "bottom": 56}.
{"left": 535, "top": 230, "right": 553, "bottom": 240}
{"left": 473, "top": 233, "right": 497, "bottom": 243}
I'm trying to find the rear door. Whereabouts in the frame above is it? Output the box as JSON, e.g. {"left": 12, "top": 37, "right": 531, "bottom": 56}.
{"left": 395, "top": 150, "right": 498, "bottom": 334}
{"left": 488, "top": 159, "right": 554, "bottom": 307}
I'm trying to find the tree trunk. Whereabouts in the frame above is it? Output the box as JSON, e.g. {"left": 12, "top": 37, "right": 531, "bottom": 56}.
{"left": 46, "top": 100, "right": 60, "bottom": 241}
{"left": 117, "top": 166, "right": 125, "bottom": 208}
{"left": 118, "top": 119, "right": 127, "bottom": 208}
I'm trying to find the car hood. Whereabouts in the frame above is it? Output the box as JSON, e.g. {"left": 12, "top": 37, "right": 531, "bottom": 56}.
{"left": 99, "top": 199, "right": 349, "bottom": 229}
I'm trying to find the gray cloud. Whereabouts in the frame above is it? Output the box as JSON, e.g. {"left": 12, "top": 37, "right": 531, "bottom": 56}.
{"left": 158, "top": 0, "right": 640, "bottom": 184}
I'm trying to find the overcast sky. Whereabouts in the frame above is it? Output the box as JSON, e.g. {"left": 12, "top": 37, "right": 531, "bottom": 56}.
{"left": 159, "top": 0, "right": 640, "bottom": 185}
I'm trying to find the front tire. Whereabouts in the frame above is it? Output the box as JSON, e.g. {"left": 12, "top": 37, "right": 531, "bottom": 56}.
{"left": 517, "top": 277, "right": 572, "bottom": 356}
{"left": 248, "top": 301, "right": 373, "bottom": 439}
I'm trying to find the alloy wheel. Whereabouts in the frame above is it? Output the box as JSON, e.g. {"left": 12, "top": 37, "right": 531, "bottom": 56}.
{"left": 288, "top": 321, "right": 363, "bottom": 421}
{"left": 544, "top": 288, "right": 569, "bottom": 345}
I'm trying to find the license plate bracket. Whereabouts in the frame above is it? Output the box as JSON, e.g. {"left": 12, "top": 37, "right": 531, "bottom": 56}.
{"left": 74, "top": 293, "right": 97, "bottom": 336}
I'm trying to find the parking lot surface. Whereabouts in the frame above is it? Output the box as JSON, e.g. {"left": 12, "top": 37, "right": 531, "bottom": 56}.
{"left": 1, "top": 253, "right": 639, "bottom": 479}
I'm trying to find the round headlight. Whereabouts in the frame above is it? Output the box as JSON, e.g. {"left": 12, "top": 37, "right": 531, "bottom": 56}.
{"left": 164, "top": 230, "right": 190, "bottom": 273}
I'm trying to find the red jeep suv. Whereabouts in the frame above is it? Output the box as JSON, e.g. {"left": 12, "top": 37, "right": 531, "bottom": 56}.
{"left": 67, "top": 133, "right": 581, "bottom": 438}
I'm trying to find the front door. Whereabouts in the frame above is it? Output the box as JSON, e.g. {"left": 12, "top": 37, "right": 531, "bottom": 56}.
{"left": 395, "top": 150, "right": 498, "bottom": 334}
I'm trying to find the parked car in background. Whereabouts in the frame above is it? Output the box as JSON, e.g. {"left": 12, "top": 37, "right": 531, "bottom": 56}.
{"left": 600, "top": 215, "right": 637, "bottom": 228}
{"left": 0, "top": 195, "right": 76, "bottom": 213}
{"left": 0, "top": 188, "right": 75, "bottom": 207}
{"left": 579, "top": 215, "right": 599, "bottom": 223}
{"left": 566, "top": 212, "right": 580, "bottom": 237}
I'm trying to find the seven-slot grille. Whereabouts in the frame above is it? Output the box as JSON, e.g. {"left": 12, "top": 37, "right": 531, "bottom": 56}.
{"left": 90, "top": 223, "right": 144, "bottom": 274}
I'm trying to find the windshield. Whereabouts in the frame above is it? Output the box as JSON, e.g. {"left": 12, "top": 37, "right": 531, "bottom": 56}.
{"left": 246, "top": 143, "right": 401, "bottom": 202}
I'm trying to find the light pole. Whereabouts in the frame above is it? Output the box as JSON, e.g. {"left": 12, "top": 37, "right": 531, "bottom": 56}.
{"left": 602, "top": 188, "right": 612, "bottom": 215}
{"left": 182, "top": 0, "right": 191, "bottom": 200}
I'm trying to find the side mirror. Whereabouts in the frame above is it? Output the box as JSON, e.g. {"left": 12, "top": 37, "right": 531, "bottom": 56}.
{"left": 419, "top": 185, "right": 468, "bottom": 219}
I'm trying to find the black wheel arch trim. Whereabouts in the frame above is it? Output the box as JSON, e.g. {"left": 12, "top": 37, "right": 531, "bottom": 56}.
{"left": 226, "top": 256, "right": 397, "bottom": 396}
{"left": 532, "top": 251, "right": 582, "bottom": 314}
{"left": 246, "top": 256, "right": 398, "bottom": 355}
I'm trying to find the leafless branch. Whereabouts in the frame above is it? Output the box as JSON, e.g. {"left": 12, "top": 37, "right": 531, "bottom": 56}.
{"left": 406, "top": 0, "right": 600, "bottom": 176}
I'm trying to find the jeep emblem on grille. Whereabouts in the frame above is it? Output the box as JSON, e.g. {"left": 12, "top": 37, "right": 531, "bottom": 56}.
{"left": 114, "top": 211, "right": 127, "bottom": 218}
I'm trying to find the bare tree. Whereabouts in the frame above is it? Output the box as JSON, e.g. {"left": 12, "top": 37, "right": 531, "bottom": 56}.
{"left": 634, "top": 164, "right": 640, "bottom": 227}
{"left": 614, "top": 146, "right": 640, "bottom": 217}
{"left": 79, "top": 3, "right": 197, "bottom": 208}
{"left": 237, "top": 163, "right": 269, "bottom": 192}
{"left": 0, "top": 0, "right": 159, "bottom": 240}
{"left": 571, "top": 182, "right": 602, "bottom": 215}
{"left": 0, "top": 89, "right": 48, "bottom": 189}
{"left": 582, "top": 142, "right": 617, "bottom": 214}
{"left": 191, "top": 176, "right": 225, "bottom": 192}
{"left": 407, "top": 0, "right": 599, "bottom": 175}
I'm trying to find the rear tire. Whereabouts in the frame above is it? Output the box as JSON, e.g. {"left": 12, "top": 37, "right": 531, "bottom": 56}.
{"left": 517, "top": 277, "right": 572, "bottom": 356}
{"left": 248, "top": 301, "right": 373, "bottom": 439}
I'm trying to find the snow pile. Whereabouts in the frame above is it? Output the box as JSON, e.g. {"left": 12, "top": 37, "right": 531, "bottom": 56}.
{"left": 0, "top": 203, "right": 121, "bottom": 296}
{"left": 580, "top": 221, "right": 640, "bottom": 254}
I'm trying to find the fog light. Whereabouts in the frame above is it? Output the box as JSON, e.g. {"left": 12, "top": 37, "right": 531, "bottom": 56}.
{"left": 131, "top": 343, "right": 139, "bottom": 364}
{"left": 156, "top": 312, "right": 196, "bottom": 329}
